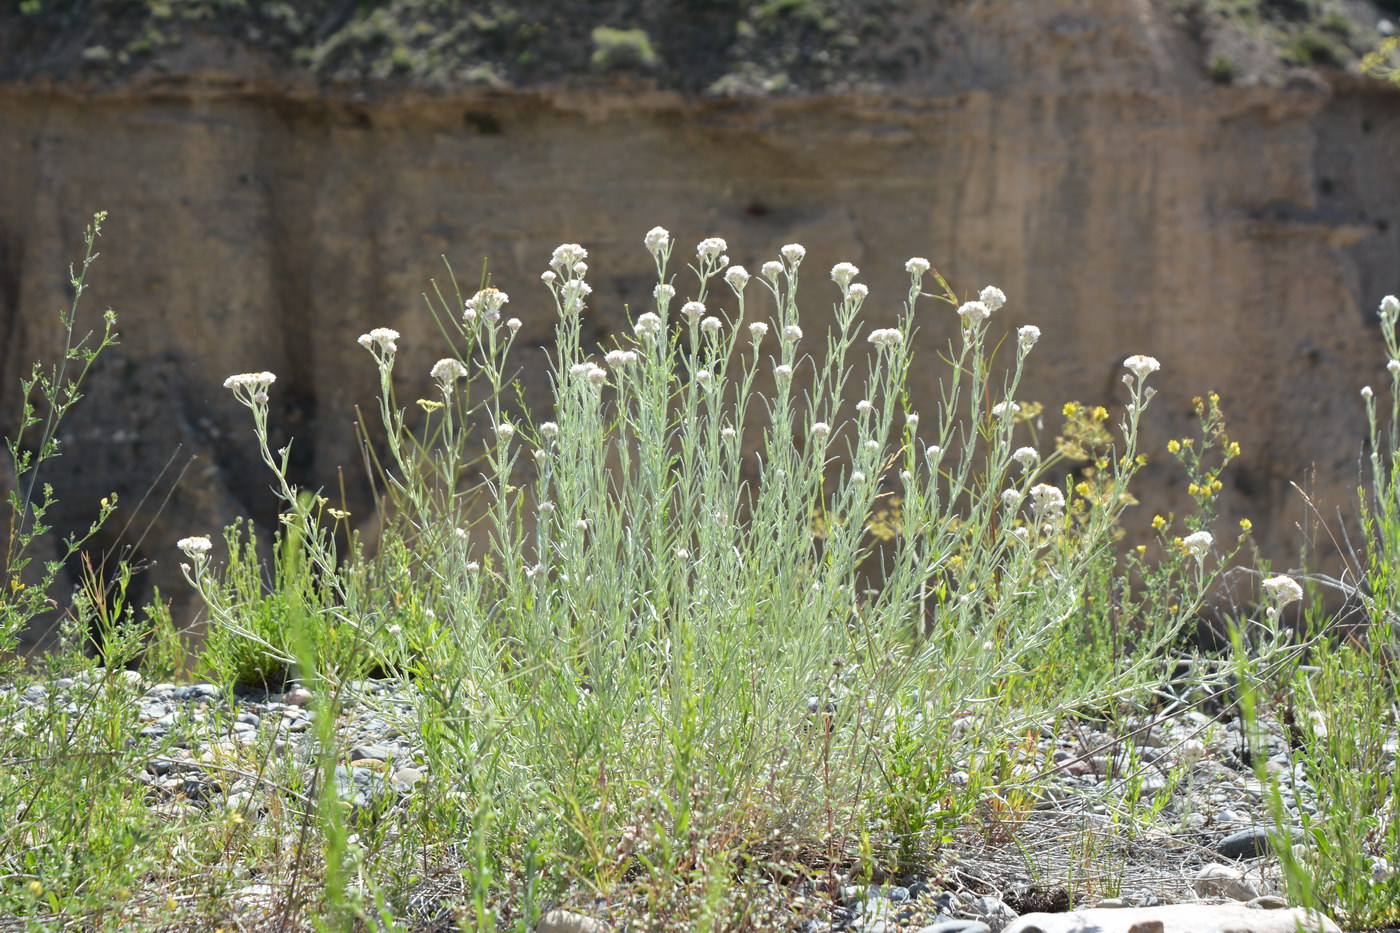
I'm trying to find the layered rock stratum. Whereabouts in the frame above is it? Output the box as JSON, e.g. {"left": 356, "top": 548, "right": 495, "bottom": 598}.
{"left": 1, "top": 0, "right": 1398, "bottom": 638}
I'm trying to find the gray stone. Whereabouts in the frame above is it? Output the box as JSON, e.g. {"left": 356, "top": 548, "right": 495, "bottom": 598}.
{"left": 1216, "top": 826, "right": 1286, "bottom": 861}
{"left": 918, "top": 922, "right": 991, "bottom": 933}
{"left": 349, "top": 744, "right": 397, "bottom": 762}
{"left": 536, "top": 909, "right": 612, "bottom": 933}
{"left": 1003, "top": 904, "right": 1340, "bottom": 933}
{"left": 1192, "top": 862, "right": 1260, "bottom": 901}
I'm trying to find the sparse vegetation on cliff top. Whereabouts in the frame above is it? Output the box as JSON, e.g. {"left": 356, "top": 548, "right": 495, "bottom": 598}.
{"left": 1, "top": 0, "right": 1395, "bottom": 92}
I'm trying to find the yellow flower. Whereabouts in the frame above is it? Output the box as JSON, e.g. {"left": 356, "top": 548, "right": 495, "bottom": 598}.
{"left": 1167, "top": 439, "right": 1180, "bottom": 454}
{"left": 1152, "top": 515, "right": 1167, "bottom": 531}
{"left": 328, "top": 508, "right": 351, "bottom": 520}
{"left": 1228, "top": 441, "right": 1241, "bottom": 457}
{"left": 1063, "top": 402, "right": 1079, "bottom": 417}
{"left": 1075, "top": 482, "right": 1091, "bottom": 497}
{"left": 1188, "top": 483, "right": 1199, "bottom": 497}
{"left": 417, "top": 399, "right": 444, "bottom": 412}
{"left": 1135, "top": 545, "right": 1147, "bottom": 556}
{"left": 1209, "top": 392, "right": 1220, "bottom": 405}
{"left": 1239, "top": 518, "right": 1253, "bottom": 532}
{"left": 1211, "top": 479, "right": 1223, "bottom": 493}
{"left": 26, "top": 881, "right": 41, "bottom": 896}
{"left": 1092, "top": 406, "right": 1108, "bottom": 421}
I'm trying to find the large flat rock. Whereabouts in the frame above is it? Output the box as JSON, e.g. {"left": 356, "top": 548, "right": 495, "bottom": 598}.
{"left": 1004, "top": 904, "right": 1341, "bottom": 933}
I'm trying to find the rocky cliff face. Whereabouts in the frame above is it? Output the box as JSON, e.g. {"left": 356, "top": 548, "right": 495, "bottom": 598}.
{"left": 1, "top": 0, "right": 1398, "bottom": 641}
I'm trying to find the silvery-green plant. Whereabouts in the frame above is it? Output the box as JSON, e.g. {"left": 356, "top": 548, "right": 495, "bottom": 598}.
{"left": 182, "top": 228, "right": 1215, "bottom": 927}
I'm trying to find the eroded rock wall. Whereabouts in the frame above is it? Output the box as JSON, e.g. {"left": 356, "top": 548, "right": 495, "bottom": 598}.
{"left": 0, "top": 0, "right": 1397, "bottom": 640}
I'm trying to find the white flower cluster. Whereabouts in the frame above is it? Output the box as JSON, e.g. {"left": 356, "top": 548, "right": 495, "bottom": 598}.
{"left": 811, "top": 422, "right": 831, "bottom": 440}
{"left": 725, "top": 266, "right": 750, "bottom": 291}
{"left": 495, "top": 423, "right": 515, "bottom": 441}
{"left": 992, "top": 401, "right": 1020, "bottom": 419}
{"left": 645, "top": 226, "right": 671, "bottom": 255}
{"left": 357, "top": 327, "right": 400, "bottom": 352}
{"left": 696, "top": 237, "right": 728, "bottom": 262}
{"left": 1030, "top": 483, "right": 1065, "bottom": 517}
{"left": 1182, "top": 530, "right": 1214, "bottom": 561}
{"left": 1018, "top": 325, "right": 1040, "bottom": 351}
{"left": 868, "top": 328, "right": 902, "bottom": 350}
{"left": 701, "top": 316, "right": 722, "bottom": 335}
{"left": 428, "top": 358, "right": 467, "bottom": 381}
{"left": 957, "top": 301, "right": 990, "bottom": 327}
{"left": 749, "top": 322, "right": 769, "bottom": 340}
{"left": 762, "top": 260, "right": 784, "bottom": 280}
{"left": 1001, "top": 489, "right": 1024, "bottom": 509}
{"left": 177, "top": 535, "right": 213, "bottom": 562}
{"left": 784, "top": 324, "right": 803, "bottom": 343}
{"left": 634, "top": 312, "right": 663, "bottom": 339}
{"left": 980, "top": 285, "right": 1006, "bottom": 312}
{"left": 540, "top": 422, "right": 559, "bottom": 438}
{"left": 781, "top": 243, "right": 806, "bottom": 265}
{"left": 1124, "top": 355, "right": 1161, "bottom": 380}
{"left": 223, "top": 371, "right": 277, "bottom": 393}
{"left": 571, "top": 361, "right": 609, "bottom": 387}
{"left": 1381, "top": 295, "right": 1400, "bottom": 317}
{"left": 682, "top": 301, "right": 705, "bottom": 324}
{"left": 605, "top": 349, "right": 638, "bottom": 367}
{"left": 464, "top": 288, "right": 509, "bottom": 323}
{"left": 831, "top": 262, "right": 860, "bottom": 289}
{"left": 551, "top": 243, "right": 588, "bottom": 271}
{"left": 906, "top": 257, "right": 930, "bottom": 276}
{"left": 1261, "top": 574, "right": 1304, "bottom": 606}
{"left": 1012, "top": 446, "right": 1039, "bottom": 469}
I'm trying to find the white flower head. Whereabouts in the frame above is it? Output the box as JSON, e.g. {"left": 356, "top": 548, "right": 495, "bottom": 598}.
{"left": 572, "top": 262, "right": 588, "bottom": 277}
{"left": 906, "top": 257, "right": 930, "bottom": 277}
{"left": 979, "top": 285, "right": 1006, "bottom": 312}
{"left": 540, "top": 421, "right": 559, "bottom": 438}
{"left": 634, "top": 312, "right": 664, "bottom": 339}
{"left": 177, "top": 535, "right": 213, "bottom": 562}
{"left": 1012, "top": 446, "right": 1039, "bottom": 469}
{"left": 1030, "top": 483, "right": 1065, "bottom": 516}
{"left": 495, "top": 423, "right": 515, "bottom": 441}
{"left": 605, "top": 349, "right": 637, "bottom": 368}
{"left": 774, "top": 363, "right": 793, "bottom": 380}
{"left": 1262, "top": 574, "right": 1304, "bottom": 606}
{"left": 575, "top": 519, "right": 589, "bottom": 533}
{"left": 1363, "top": 385, "right": 1375, "bottom": 400}
{"left": 849, "top": 471, "right": 867, "bottom": 486}
{"left": 696, "top": 369, "right": 713, "bottom": 386}
{"left": 868, "top": 328, "right": 903, "bottom": 350}
{"left": 721, "top": 426, "right": 736, "bottom": 440}
{"left": 811, "top": 421, "right": 831, "bottom": 440}
{"left": 696, "top": 237, "right": 728, "bottom": 262}
{"left": 1182, "top": 530, "right": 1214, "bottom": 561}
{"left": 465, "top": 288, "right": 509, "bottom": 320}
{"left": 1018, "top": 325, "right": 1041, "bottom": 351}
{"left": 645, "top": 226, "right": 671, "bottom": 256}
{"left": 540, "top": 271, "right": 556, "bottom": 284}
{"left": 539, "top": 501, "right": 555, "bottom": 515}
{"left": 957, "top": 301, "right": 990, "bottom": 327}
{"left": 506, "top": 317, "right": 522, "bottom": 333}
{"left": 925, "top": 445, "right": 942, "bottom": 460}
{"left": 1001, "top": 489, "right": 1024, "bottom": 509}
{"left": 675, "top": 548, "right": 690, "bottom": 561}
{"left": 783, "top": 324, "right": 803, "bottom": 343}
{"left": 749, "top": 321, "right": 769, "bottom": 340}
{"left": 551, "top": 243, "right": 587, "bottom": 271}
{"left": 681, "top": 301, "right": 706, "bottom": 324}
{"left": 830, "top": 262, "right": 860, "bottom": 289}
{"left": 780, "top": 243, "right": 806, "bottom": 265}
{"left": 1124, "top": 355, "right": 1161, "bottom": 380}
{"left": 1389, "top": 359, "right": 1400, "bottom": 376}
{"left": 701, "top": 316, "right": 723, "bottom": 335}
{"left": 465, "top": 560, "right": 480, "bottom": 573}
{"left": 992, "top": 401, "right": 1021, "bottom": 419}
{"left": 586, "top": 365, "right": 607, "bottom": 387}
{"left": 223, "top": 371, "right": 278, "bottom": 394}
{"left": 906, "top": 413, "right": 919, "bottom": 429}
{"left": 430, "top": 358, "right": 468, "bottom": 390}
{"left": 1381, "top": 295, "right": 1400, "bottom": 317}
{"left": 762, "top": 260, "right": 784, "bottom": 280}
{"left": 654, "top": 283, "right": 676, "bottom": 303}
{"left": 560, "top": 281, "right": 592, "bottom": 307}
{"left": 856, "top": 399, "right": 874, "bottom": 414}
{"left": 357, "top": 327, "right": 400, "bottom": 353}
{"left": 725, "top": 265, "right": 750, "bottom": 291}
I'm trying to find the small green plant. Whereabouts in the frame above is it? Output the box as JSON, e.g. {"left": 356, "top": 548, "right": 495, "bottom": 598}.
{"left": 591, "top": 26, "right": 660, "bottom": 70}
{"left": 1207, "top": 53, "right": 1236, "bottom": 83}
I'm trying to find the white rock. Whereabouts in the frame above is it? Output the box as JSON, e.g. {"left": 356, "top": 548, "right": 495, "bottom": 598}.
{"left": 537, "top": 909, "right": 612, "bottom": 933}
{"left": 1004, "top": 904, "right": 1340, "bottom": 933}
{"left": 1193, "top": 862, "right": 1260, "bottom": 901}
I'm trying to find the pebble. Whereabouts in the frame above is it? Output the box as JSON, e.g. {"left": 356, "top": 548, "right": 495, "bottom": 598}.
{"left": 536, "top": 909, "right": 612, "bottom": 933}
{"left": 1004, "top": 904, "right": 1339, "bottom": 933}
{"left": 1193, "top": 863, "right": 1260, "bottom": 901}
